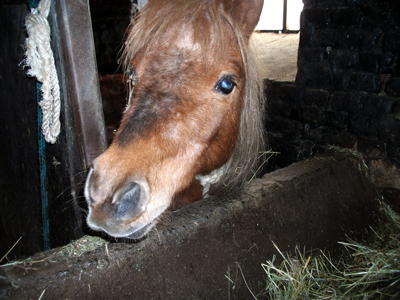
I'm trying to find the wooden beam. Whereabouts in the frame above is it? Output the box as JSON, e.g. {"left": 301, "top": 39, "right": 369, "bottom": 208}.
{"left": 55, "top": 0, "right": 107, "bottom": 168}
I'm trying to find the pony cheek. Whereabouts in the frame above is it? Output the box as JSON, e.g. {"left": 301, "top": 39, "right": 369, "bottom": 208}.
{"left": 148, "top": 144, "right": 204, "bottom": 198}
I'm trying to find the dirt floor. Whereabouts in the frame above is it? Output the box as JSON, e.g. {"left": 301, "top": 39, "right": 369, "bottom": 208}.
{"left": 2, "top": 149, "right": 398, "bottom": 299}
{"left": 252, "top": 32, "right": 300, "bottom": 81}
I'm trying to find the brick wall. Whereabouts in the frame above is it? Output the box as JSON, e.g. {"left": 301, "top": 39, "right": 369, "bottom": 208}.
{"left": 266, "top": 0, "right": 400, "bottom": 169}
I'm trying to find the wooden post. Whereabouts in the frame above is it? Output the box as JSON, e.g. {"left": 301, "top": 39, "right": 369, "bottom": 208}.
{"left": 283, "top": 0, "right": 288, "bottom": 32}
{"left": 0, "top": 0, "right": 107, "bottom": 258}
{"left": 55, "top": 0, "right": 107, "bottom": 167}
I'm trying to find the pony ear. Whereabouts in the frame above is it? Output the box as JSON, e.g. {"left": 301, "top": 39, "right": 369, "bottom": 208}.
{"left": 234, "top": 0, "right": 264, "bottom": 36}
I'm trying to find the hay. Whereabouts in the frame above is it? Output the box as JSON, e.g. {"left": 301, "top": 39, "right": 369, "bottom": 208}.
{"left": 0, "top": 237, "right": 22, "bottom": 264}
{"left": 248, "top": 149, "right": 280, "bottom": 183}
{"left": 0, "top": 235, "right": 108, "bottom": 268}
{"left": 258, "top": 202, "right": 400, "bottom": 299}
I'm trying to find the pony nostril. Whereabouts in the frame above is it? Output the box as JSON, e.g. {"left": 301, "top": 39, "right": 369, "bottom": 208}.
{"left": 115, "top": 182, "right": 144, "bottom": 219}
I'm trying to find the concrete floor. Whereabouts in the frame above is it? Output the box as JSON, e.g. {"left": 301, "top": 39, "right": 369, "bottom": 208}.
{"left": 252, "top": 32, "right": 300, "bottom": 82}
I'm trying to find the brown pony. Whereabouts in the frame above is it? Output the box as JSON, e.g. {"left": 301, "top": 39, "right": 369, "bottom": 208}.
{"left": 85, "top": 0, "right": 265, "bottom": 239}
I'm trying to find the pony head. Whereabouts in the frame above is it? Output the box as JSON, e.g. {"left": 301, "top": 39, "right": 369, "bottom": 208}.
{"left": 85, "top": 0, "right": 265, "bottom": 238}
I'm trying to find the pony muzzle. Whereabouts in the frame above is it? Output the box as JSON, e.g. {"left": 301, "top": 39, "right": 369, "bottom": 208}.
{"left": 84, "top": 168, "right": 151, "bottom": 238}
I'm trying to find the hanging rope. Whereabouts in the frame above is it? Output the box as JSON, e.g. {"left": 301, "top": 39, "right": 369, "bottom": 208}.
{"left": 37, "top": 82, "right": 50, "bottom": 251}
{"left": 24, "top": 0, "right": 61, "bottom": 144}
{"left": 25, "top": 0, "right": 52, "bottom": 251}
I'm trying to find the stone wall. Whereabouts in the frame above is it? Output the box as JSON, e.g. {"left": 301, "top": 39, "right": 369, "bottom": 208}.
{"left": 266, "top": 0, "right": 400, "bottom": 169}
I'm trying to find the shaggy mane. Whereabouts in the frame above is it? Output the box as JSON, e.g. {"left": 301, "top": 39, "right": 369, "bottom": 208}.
{"left": 122, "top": 0, "right": 266, "bottom": 196}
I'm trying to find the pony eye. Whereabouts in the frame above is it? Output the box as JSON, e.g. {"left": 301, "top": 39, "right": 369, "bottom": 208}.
{"left": 215, "top": 77, "right": 236, "bottom": 95}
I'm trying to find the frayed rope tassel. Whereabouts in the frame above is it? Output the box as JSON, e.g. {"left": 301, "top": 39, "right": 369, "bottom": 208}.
{"left": 24, "top": 0, "right": 61, "bottom": 144}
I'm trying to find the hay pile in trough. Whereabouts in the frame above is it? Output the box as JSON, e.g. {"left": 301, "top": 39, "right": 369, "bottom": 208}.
{"left": 258, "top": 202, "right": 400, "bottom": 299}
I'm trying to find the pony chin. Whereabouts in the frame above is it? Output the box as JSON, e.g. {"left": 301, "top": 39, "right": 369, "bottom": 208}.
{"left": 86, "top": 212, "right": 157, "bottom": 240}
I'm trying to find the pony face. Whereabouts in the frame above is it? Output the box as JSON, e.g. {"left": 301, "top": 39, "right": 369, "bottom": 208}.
{"left": 85, "top": 0, "right": 264, "bottom": 239}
